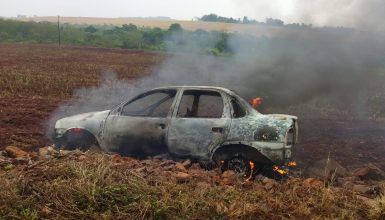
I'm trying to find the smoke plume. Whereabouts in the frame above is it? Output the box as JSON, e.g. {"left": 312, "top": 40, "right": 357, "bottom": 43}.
{"left": 48, "top": 1, "right": 385, "bottom": 133}
{"left": 234, "top": 0, "right": 385, "bottom": 33}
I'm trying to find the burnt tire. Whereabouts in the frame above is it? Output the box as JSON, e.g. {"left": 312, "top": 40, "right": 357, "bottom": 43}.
{"left": 62, "top": 130, "right": 97, "bottom": 151}
{"left": 222, "top": 156, "right": 252, "bottom": 178}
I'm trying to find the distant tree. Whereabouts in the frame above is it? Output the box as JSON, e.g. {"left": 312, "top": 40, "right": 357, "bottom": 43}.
{"left": 265, "top": 18, "right": 284, "bottom": 26}
{"left": 243, "top": 16, "right": 249, "bottom": 24}
{"left": 84, "top": 25, "right": 98, "bottom": 33}
{"left": 122, "top": 32, "right": 143, "bottom": 49}
{"left": 168, "top": 23, "right": 182, "bottom": 33}
{"left": 0, "top": 32, "right": 10, "bottom": 41}
{"left": 217, "top": 16, "right": 238, "bottom": 23}
{"left": 201, "top": 14, "right": 218, "bottom": 22}
{"left": 200, "top": 14, "right": 241, "bottom": 24}
{"left": 122, "top": 24, "right": 137, "bottom": 32}
{"left": 143, "top": 27, "right": 164, "bottom": 45}
{"left": 215, "top": 32, "right": 231, "bottom": 53}
{"left": 194, "top": 28, "right": 208, "bottom": 35}
{"left": 166, "top": 24, "right": 185, "bottom": 46}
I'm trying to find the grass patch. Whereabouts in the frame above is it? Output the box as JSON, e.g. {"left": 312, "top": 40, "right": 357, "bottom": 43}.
{"left": 0, "top": 154, "right": 379, "bottom": 219}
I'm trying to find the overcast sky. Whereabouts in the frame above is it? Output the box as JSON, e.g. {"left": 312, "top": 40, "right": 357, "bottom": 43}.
{"left": 0, "top": 0, "right": 294, "bottom": 20}
{"left": 1, "top": 0, "right": 384, "bottom": 30}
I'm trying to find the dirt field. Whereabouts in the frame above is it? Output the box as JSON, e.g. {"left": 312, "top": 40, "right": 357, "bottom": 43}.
{"left": 1, "top": 43, "right": 385, "bottom": 219}
{"left": 1, "top": 42, "right": 385, "bottom": 171}
{"left": 0, "top": 43, "right": 163, "bottom": 150}
{"left": 297, "top": 119, "right": 385, "bottom": 170}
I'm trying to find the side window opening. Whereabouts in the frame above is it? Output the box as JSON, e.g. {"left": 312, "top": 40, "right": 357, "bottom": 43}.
{"left": 231, "top": 97, "right": 246, "bottom": 118}
{"left": 151, "top": 96, "right": 175, "bottom": 117}
{"left": 177, "top": 90, "right": 224, "bottom": 118}
{"left": 121, "top": 90, "right": 176, "bottom": 117}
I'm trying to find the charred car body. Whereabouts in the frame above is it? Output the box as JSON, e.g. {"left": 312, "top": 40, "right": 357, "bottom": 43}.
{"left": 53, "top": 86, "right": 298, "bottom": 175}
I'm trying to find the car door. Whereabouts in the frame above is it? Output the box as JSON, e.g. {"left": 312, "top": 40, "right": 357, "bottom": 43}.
{"left": 103, "top": 89, "right": 177, "bottom": 156}
{"left": 167, "top": 89, "right": 231, "bottom": 160}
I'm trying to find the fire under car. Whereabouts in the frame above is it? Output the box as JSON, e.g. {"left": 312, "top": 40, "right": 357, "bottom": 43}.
{"left": 53, "top": 86, "right": 298, "bottom": 177}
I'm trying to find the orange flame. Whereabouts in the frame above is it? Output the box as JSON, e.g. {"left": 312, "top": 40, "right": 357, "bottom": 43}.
{"left": 288, "top": 161, "right": 297, "bottom": 167}
{"left": 273, "top": 166, "right": 287, "bottom": 175}
{"left": 245, "top": 161, "right": 255, "bottom": 181}
{"left": 250, "top": 97, "right": 262, "bottom": 109}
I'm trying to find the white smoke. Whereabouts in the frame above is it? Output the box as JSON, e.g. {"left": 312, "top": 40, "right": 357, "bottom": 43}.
{"left": 233, "top": 0, "right": 385, "bottom": 32}
{"left": 47, "top": 0, "right": 385, "bottom": 136}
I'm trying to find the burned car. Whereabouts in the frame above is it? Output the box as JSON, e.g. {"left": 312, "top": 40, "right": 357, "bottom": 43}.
{"left": 53, "top": 86, "right": 298, "bottom": 176}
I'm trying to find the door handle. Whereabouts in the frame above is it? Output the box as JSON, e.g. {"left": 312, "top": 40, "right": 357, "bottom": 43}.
{"left": 212, "top": 127, "right": 223, "bottom": 133}
{"left": 157, "top": 123, "right": 166, "bottom": 129}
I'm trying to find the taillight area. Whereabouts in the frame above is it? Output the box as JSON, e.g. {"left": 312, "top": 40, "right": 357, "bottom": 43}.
{"left": 284, "top": 125, "right": 296, "bottom": 160}
{"left": 285, "top": 126, "right": 296, "bottom": 146}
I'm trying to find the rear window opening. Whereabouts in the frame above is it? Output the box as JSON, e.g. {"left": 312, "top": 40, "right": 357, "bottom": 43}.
{"left": 177, "top": 90, "right": 224, "bottom": 118}
{"left": 231, "top": 98, "right": 246, "bottom": 118}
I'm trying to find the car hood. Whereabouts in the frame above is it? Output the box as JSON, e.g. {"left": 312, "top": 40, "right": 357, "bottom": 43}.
{"left": 55, "top": 110, "right": 110, "bottom": 133}
{"left": 227, "top": 112, "right": 297, "bottom": 142}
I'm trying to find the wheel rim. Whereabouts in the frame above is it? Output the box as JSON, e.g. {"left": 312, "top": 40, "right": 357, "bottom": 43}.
{"left": 225, "top": 157, "right": 251, "bottom": 177}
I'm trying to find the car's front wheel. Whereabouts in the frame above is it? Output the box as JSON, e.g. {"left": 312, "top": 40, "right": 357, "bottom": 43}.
{"left": 60, "top": 129, "right": 98, "bottom": 152}
{"left": 222, "top": 156, "right": 254, "bottom": 179}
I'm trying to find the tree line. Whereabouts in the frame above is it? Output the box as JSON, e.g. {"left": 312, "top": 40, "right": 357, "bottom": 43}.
{"left": 199, "top": 13, "right": 314, "bottom": 29}
{"left": 0, "top": 18, "right": 353, "bottom": 55}
{"left": 200, "top": 13, "right": 355, "bottom": 31}
{"left": 0, "top": 18, "right": 232, "bottom": 55}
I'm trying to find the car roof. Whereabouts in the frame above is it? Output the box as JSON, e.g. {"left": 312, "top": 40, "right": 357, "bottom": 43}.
{"left": 151, "top": 85, "right": 258, "bottom": 114}
{"left": 151, "top": 85, "right": 235, "bottom": 94}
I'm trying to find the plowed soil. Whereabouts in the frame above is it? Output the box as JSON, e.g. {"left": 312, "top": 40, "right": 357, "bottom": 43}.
{"left": 0, "top": 43, "right": 163, "bottom": 150}
{"left": 1, "top": 43, "right": 384, "bottom": 170}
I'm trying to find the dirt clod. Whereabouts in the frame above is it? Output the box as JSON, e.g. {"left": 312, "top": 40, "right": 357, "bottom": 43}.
{"left": 353, "top": 184, "right": 371, "bottom": 194}
{"left": 175, "top": 162, "right": 187, "bottom": 172}
{"left": 181, "top": 159, "right": 192, "bottom": 169}
{"left": 221, "top": 170, "right": 236, "bottom": 178}
{"left": 261, "top": 177, "right": 278, "bottom": 190}
{"left": 303, "top": 178, "right": 324, "bottom": 187}
{"left": 5, "top": 146, "right": 28, "bottom": 158}
{"left": 175, "top": 172, "right": 191, "bottom": 182}
{"left": 353, "top": 164, "right": 385, "bottom": 181}
{"left": 77, "top": 155, "right": 87, "bottom": 161}
{"left": 305, "top": 158, "right": 348, "bottom": 180}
